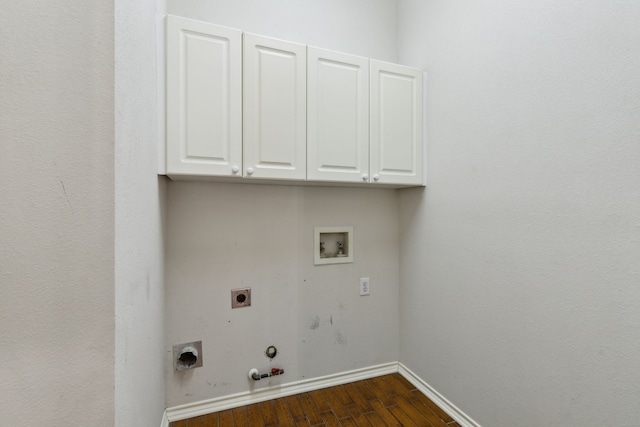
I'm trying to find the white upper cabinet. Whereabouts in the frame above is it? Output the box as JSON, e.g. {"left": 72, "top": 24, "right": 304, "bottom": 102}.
{"left": 370, "top": 60, "right": 424, "bottom": 186}
{"left": 166, "top": 15, "right": 242, "bottom": 178}
{"left": 243, "top": 33, "right": 307, "bottom": 180}
{"left": 164, "top": 15, "right": 424, "bottom": 187}
{"left": 307, "top": 47, "right": 370, "bottom": 183}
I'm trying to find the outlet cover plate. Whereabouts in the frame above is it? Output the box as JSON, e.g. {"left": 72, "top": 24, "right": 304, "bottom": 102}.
{"left": 360, "top": 277, "right": 370, "bottom": 296}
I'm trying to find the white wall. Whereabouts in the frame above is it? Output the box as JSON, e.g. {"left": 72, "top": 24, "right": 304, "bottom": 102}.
{"left": 164, "top": 0, "right": 401, "bottom": 407}
{"left": 166, "top": 183, "right": 399, "bottom": 405}
{"left": 167, "top": 0, "right": 398, "bottom": 63}
{"left": 398, "top": 1, "right": 640, "bottom": 425}
{"left": 0, "top": 2, "right": 115, "bottom": 425}
{"left": 115, "top": 0, "right": 167, "bottom": 425}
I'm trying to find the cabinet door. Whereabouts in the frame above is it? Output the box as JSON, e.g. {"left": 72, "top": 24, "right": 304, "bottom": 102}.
{"left": 166, "top": 15, "right": 242, "bottom": 178}
{"left": 307, "top": 47, "right": 370, "bottom": 183}
{"left": 370, "top": 60, "right": 424, "bottom": 186}
{"left": 243, "top": 34, "right": 306, "bottom": 180}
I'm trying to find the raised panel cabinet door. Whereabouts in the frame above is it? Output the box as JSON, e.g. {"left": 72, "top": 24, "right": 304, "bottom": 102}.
{"left": 370, "top": 60, "right": 424, "bottom": 186}
{"left": 307, "top": 47, "right": 370, "bottom": 183}
{"left": 166, "top": 15, "right": 242, "bottom": 177}
{"left": 243, "top": 33, "right": 306, "bottom": 180}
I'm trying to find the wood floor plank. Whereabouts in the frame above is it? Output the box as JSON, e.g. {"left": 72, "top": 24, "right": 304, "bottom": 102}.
{"left": 343, "top": 382, "right": 374, "bottom": 413}
{"left": 353, "top": 379, "right": 376, "bottom": 402}
{"left": 332, "top": 384, "right": 354, "bottom": 407}
{"left": 396, "top": 394, "right": 436, "bottom": 426}
{"left": 284, "top": 394, "right": 306, "bottom": 421}
{"left": 411, "top": 390, "right": 455, "bottom": 423}
{"left": 372, "top": 375, "right": 402, "bottom": 402}
{"left": 297, "top": 392, "right": 324, "bottom": 426}
{"left": 294, "top": 418, "right": 311, "bottom": 427}
{"left": 187, "top": 415, "right": 204, "bottom": 426}
{"left": 273, "top": 397, "right": 295, "bottom": 427}
{"left": 320, "top": 410, "right": 342, "bottom": 427}
{"left": 259, "top": 400, "right": 279, "bottom": 426}
{"left": 218, "top": 409, "right": 234, "bottom": 427}
{"left": 246, "top": 403, "right": 264, "bottom": 427}
{"left": 364, "top": 411, "right": 389, "bottom": 427}
{"left": 386, "top": 374, "right": 415, "bottom": 399}
{"left": 202, "top": 413, "right": 217, "bottom": 427}
{"left": 171, "top": 420, "right": 188, "bottom": 427}
{"left": 391, "top": 372, "right": 417, "bottom": 392}
{"left": 345, "top": 405, "right": 373, "bottom": 427}
{"left": 364, "top": 378, "right": 395, "bottom": 407}
{"left": 387, "top": 404, "right": 419, "bottom": 427}
{"left": 323, "top": 385, "right": 351, "bottom": 419}
{"left": 340, "top": 416, "right": 358, "bottom": 427}
{"left": 232, "top": 406, "right": 249, "bottom": 427}
{"left": 308, "top": 388, "right": 332, "bottom": 413}
{"left": 370, "top": 400, "right": 401, "bottom": 426}
{"left": 408, "top": 397, "right": 449, "bottom": 427}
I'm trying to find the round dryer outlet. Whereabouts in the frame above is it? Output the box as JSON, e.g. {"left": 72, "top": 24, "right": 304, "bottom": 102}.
{"left": 231, "top": 288, "right": 251, "bottom": 308}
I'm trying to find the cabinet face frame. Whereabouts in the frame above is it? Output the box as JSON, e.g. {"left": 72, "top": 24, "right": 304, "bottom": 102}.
{"left": 243, "top": 33, "right": 307, "bottom": 180}
{"left": 307, "top": 47, "right": 370, "bottom": 183}
{"left": 166, "top": 15, "right": 243, "bottom": 178}
{"left": 370, "top": 60, "right": 424, "bottom": 186}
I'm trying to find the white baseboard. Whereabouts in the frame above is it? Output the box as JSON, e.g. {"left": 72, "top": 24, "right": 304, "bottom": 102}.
{"left": 165, "top": 362, "right": 398, "bottom": 422}
{"left": 159, "top": 410, "right": 169, "bottom": 427}
{"left": 398, "top": 363, "right": 481, "bottom": 427}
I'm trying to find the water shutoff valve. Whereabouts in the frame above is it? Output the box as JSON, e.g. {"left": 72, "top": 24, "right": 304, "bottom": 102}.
{"left": 248, "top": 367, "right": 284, "bottom": 381}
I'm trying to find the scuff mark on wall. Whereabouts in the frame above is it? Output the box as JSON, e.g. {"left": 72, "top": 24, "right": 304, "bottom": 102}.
{"left": 58, "top": 178, "right": 76, "bottom": 220}
{"left": 334, "top": 330, "right": 347, "bottom": 346}
{"left": 309, "top": 315, "right": 320, "bottom": 330}
{"left": 146, "top": 270, "right": 151, "bottom": 300}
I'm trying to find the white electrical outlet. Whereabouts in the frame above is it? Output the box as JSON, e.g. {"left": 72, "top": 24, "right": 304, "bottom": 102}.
{"left": 360, "top": 277, "right": 370, "bottom": 296}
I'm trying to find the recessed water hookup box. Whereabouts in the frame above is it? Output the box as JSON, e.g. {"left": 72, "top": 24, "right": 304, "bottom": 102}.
{"left": 314, "top": 226, "right": 353, "bottom": 265}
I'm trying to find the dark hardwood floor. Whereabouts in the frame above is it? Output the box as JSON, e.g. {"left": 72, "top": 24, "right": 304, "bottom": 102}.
{"left": 170, "top": 373, "right": 461, "bottom": 427}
